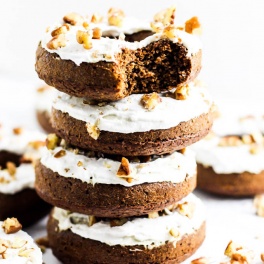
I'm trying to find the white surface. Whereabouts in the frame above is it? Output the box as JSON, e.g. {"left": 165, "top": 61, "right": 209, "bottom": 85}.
{"left": 1, "top": 76, "right": 264, "bottom": 263}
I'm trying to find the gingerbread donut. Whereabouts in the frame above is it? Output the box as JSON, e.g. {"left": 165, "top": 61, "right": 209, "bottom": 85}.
{"left": 47, "top": 193, "right": 205, "bottom": 264}
{"left": 35, "top": 8, "right": 202, "bottom": 101}
{"left": 35, "top": 134, "right": 197, "bottom": 217}
{"left": 191, "top": 115, "right": 264, "bottom": 196}
{"left": 50, "top": 82, "right": 214, "bottom": 156}
{"left": 0, "top": 125, "right": 51, "bottom": 227}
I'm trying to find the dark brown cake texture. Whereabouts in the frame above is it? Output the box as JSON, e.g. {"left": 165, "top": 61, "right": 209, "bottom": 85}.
{"left": 35, "top": 160, "right": 196, "bottom": 218}
{"left": 35, "top": 8, "right": 202, "bottom": 101}
{"left": 197, "top": 164, "right": 264, "bottom": 197}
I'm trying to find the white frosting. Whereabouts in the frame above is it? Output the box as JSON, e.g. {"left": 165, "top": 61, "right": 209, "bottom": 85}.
{"left": 35, "top": 85, "right": 57, "bottom": 113}
{"left": 53, "top": 193, "right": 205, "bottom": 248}
{"left": 191, "top": 115, "right": 264, "bottom": 174}
{"left": 0, "top": 164, "right": 36, "bottom": 194}
{"left": 0, "top": 127, "right": 46, "bottom": 155}
{"left": 41, "top": 17, "right": 202, "bottom": 65}
{"left": 0, "top": 221, "right": 42, "bottom": 263}
{"left": 0, "top": 126, "right": 46, "bottom": 194}
{"left": 53, "top": 84, "right": 212, "bottom": 133}
{"left": 212, "top": 114, "right": 264, "bottom": 136}
{"left": 40, "top": 146, "right": 196, "bottom": 186}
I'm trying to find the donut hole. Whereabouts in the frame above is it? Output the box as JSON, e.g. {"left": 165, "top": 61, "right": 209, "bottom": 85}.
{"left": 0, "top": 151, "right": 21, "bottom": 169}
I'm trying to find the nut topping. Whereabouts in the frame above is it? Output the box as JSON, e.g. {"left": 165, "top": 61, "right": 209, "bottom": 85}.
{"left": 6, "top": 162, "right": 16, "bottom": 177}
{"left": 76, "top": 30, "right": 93, "bottom": 49}
{"left": 176, "top": 201, "right": 195, "bottom": 218}
{"left": 13, "top": 127, "right": 23, "bottom": 135}
{"left": 54, "top": 150, "right": 66, "bottom": 158}
{"left": 2, "top": 218, "right": 22, "bottom": 234}
{"left": 185, "top": 16, "right": 202, "bottom": 35}
{"left": 92, "top": 27, "right": 102, "bottom": 39}
{"left": 141, "top": 93, "right": 162, "bottom": 110}
{"left": 63, "top": 12, "right": 84, "bottom": 26}
{"left": 169, "top": 228, "right": 180, "bottom": 238}
{"left": 18, "top": 247, "right": 35, "bottom": 258}
{"left": 153, "top": 6, "right": 176, "bottom": 27}
{"left": 51, "top": 24, "right": 70, "bottom": 37}
{"left": 86, "top": 121, "right": 100, "bottom": 140}
{"left": 162, "top": 25, "right": 178, "bottom": 39}
{"left": 107, "top": 7, "right": 125, "bottom": 27}
{"left": 47, "top": 34, "right": 67, "bottom": 50}
{"left": 175, "top": 84, "right": 190, "bottom": 100}
{"left": 46, "top": 133, "right": 60, "bottom": 150}
{"left": 91, "top": 13, "right": 103, "bottom": 24}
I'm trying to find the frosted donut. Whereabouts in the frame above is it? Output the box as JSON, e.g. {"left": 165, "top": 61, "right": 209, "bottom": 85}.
{"left": 0, "top": 125, "right": 51, "bottom": 227}
{"left": 191, "top": 114, "right": 264, "bottom": 196}
{"left": 50, "top": 82, "right": 214, "bottom": 156}
{"left": 47, "top": 193, "right": 206, "bottom": 264}
{"left": 35, "top": 135, "right": 197, "bottom": 217}
{"left": 35, "top": 8, "right": 202, "bottom": 101}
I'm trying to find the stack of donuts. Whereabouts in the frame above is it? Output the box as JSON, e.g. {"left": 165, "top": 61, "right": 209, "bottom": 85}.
{"left": 34, "top": 6, "right": 215, "bottom": 263}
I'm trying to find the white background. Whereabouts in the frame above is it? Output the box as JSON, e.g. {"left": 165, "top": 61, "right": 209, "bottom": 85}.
{"left": 1, "top": 1, "right": 264, "bottom": 263}
{"left": 1, "top": 0, "right": 264, "bottom": 113}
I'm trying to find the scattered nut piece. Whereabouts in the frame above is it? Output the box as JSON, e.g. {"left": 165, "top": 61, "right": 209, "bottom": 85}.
{"left": 91, "top": 13, "right": 103, "bottom": 23}
{"left": 46, "top": 133, "right": 60, "bottom": 150}
{"left": 178, "top": 148, "right": 186, "bottom": 154}
{"left": 162, "top": 25, "right": 178, "bottom": 39}
{"left": 13, "top": 127, "right": 23, "bottom": 135}
{"left": 88, "top": 216, "right": 97, "bottom": 227}
{"left": 110, "top": 218, "right": 128, "bottom": 227}
{"left": 224, "top": 240, "right": 243, "bottom": 258}
{"left": 92, "top": 27, "right": 102, "bottom": 39}
{"left": 176, "top": 201, "right": 195, "bottom": 218}
{"left": 148, "top": 211, "right": 159, "bottom": 219}
{"left": 251, "top": 131, "right": 263, "bottom": 144}
{"left": 116, "top": 157, "right": 131, "bottom": 177}
{"left": 51, "top": 24, "right": 70, "bottom": 37}
{"left": 185, "top": 16, "right": 202, "bottom": 35}
{"left": 28, "top": 140, "right": 45, "bottom": 150}
{"left": 54, "top": 150, "right": 66, "bottom": 158}
{"left": 76, "top": 30, "right": 93, "bottom": 49}
{"left": 150, "top": 21, "right": 163, "bottom": 33}
{"left": 153, "top": 6, "right": 176, "bottom": 27}
{"left": 63, "top": 12, "right": 84, "bottom": 25}
{"left": 175, "top": 84, "right": 190, "bottom": 100}
{"left": 249, "top": 143, "right": 262, "bottom": 154}
{"left": 169, "top": 228, "right": 180, "bottom": 238}
{"left": 11, "top": 238, "right": 27, "bottom": 249}
{"left": 261, "top": 253, "right": 264, "bottom": 262}
{"left": 47, "top": 34, "right": 67, "bottom": 50}
{"left": 35, "top": 236, "right": 49, "bottom": 253}
{"left": 82, "top": 21, "right": 89, "bottom": 29}
{"left": 253, "top": 194, "right": 264, "bottom": 217}
{"left": 241, "top": 134, "right": 253, "bottom": 144}
{"left": 218, "top": 136, "right": 243, "bottom": 147}
{"left": 0, "top": 244, "right": 7, "bottom": 255}
{"left": 18, "top": 247, "right": 35, "bottom": 258}
{"left": 86, "top": 121, "right": 100, "bottom": 140}
{"left": 2, "top": 218, "right": 22, "bottom": 234}
{"left": 191, "top": 257, "right": 209, "bottom": 264}
{"left": 141, "top": 93, "right": 162, "bottom": 110}
{"left": 77, "top": 161, "right": 83, "bottom": 167}
{"left": 108, "top": 7, "right": 125, "bottom": 27}
{"left": 6, "top": 162, "right": 16, "bottom": 177}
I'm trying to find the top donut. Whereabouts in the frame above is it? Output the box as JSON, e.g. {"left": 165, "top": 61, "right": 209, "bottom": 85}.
{"left": 35, "top": 7, "right": 203, "bottom": 101}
